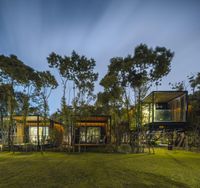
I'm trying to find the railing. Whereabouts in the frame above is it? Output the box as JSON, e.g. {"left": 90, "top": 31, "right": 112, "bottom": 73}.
{"left": 155, "top": 110, "right": 172, "bottom": 122}
{"left": 154, "top": 109, "right": 186, "bottom": 122}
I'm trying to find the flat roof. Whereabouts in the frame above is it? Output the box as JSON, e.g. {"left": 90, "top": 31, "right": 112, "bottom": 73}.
{"left": 73, "top": 115, "right": 111, "bottom": 123}
{"left": 143, "top": 91, "right": 187, "bottom": 103}
{"left": 4, "top": 115, "right": 64, "bottom": 126}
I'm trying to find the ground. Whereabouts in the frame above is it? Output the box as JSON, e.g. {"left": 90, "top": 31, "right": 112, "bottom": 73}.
{"left": 0, "top": 149, "right": 200, "bottom": 188}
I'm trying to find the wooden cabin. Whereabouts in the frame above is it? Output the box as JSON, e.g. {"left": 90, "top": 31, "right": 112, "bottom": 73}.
{"left": 73, "top": 115, "right": 111, "bottom": 147}
{"left": 2, "top": 115, "right": 64, "bottom": 146}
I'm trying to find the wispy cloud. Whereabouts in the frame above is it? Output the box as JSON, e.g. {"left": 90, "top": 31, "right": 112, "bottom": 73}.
{"left": 0, "top": 0, "right": 200, "bottom": 112}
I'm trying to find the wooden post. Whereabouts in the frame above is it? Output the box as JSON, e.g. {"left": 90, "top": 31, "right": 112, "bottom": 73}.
{"left": 148, "top": 103, "right": 151, "bottom": 124}
{"left": 152, "top": 92, "right": 155, "bottom": 130}
{"left": 37, "top": 115, "right": 40, "bottom": 150}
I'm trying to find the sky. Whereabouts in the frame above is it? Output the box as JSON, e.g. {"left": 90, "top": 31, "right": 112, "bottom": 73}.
{"left": 0, "top": 0, "right": 200, "bottom": 113}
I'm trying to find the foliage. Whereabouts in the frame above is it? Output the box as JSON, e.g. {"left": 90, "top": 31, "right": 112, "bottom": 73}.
{"left": 188, "top": 73, "right": 200, "bottom": 149}
{"left": 47, "top": 50, "right": 98, "bottom": 108}
{"left": 104, "top": 144, "right": 117, "bottom": 153}
{"left": 71, "top": 51, "right": 98, "bottom": 106}
{"left": 0, "top": 54, "right": 40, "bottom": 149}
{"left": 169, "top": 81, "right": 186, "bottom": 91}
{"left": 188, "top": 72, "right": 200, "bottom": 94}
{"left": 0, "top": 54, "right": 60, "bottom": 149}
{"left": 50, "top": 125, "right": 64, "bottom": 147}
{"left": 127, "top": 44, "right": 174, "bottom": 129}
{"left": 37, "top": 71, "right": 58, "bottom": 117}
{"left": 98, "top": 44, "right": 174, "bottom": 146}
{"left": 117, "top": 144, "right": 132, "bottom": 153}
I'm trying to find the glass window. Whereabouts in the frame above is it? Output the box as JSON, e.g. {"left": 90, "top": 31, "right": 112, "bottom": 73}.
{"left": 29, "top": 127, "right": 49, "bottom": 143}
{"left": 79, "top": 127, "right": 101, "bottom": 144}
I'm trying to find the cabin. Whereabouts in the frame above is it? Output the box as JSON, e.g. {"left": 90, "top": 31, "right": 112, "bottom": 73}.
{"left": 142, "top": 91, "right": 188, "bottom": 131}
{"left": 1, "top": 115, "right": 64, "bottom": 147}
{"left": 73, "top": 115, "right": 111, "bottom": 147}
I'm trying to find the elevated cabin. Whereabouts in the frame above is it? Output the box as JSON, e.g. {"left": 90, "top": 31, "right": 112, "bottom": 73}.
{"left": 2, "top": 115, "right": 64, "bottom": 146}
{"left": 142, "top": 91, "right": 188, "bottom": 131}
{"left": 73, "top": 115, "right": 111, "bottom": 146}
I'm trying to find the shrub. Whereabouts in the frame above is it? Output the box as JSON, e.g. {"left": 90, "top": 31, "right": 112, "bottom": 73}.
{"left": 118, "top": 144, "right": 132, "bottom": 153}
{"left": 104, "top": 144, "right": 117, "bottom": 153}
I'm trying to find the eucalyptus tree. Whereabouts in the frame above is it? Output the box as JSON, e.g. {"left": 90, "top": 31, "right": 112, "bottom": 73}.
{"left": 36, "top": 71, "right": 58, "bottom": 146}
{"left": 47, "top": 52, "right": 72, "bottom": 108}
{"left": 99, "top": 44, "right": 173, "bottom": 149}
{"left": 19, "top": 67, "right": 40, "bottom": 145}
{"left": 37, "top": 71, "right": 58, "bottom": 120}
{"left": 127, "top": 44, "right": 174, "bottom": 128}
{"left": 99, "top": 71, "right": 123, "bottom": 145}
{"left": 169, "top": 81, "right": 185, "bottom": 91}
{"left": 47, "top": 52, "right": 75, "bottom": 148}
{"left": 100, "top": 57, "right": 132, "bottom": 126}
{"left": 124, "top": 44, "right": 174, "bottom": 152}
{"left": 0, "top": 54, "right": 34, "bottom": 148}
{"left": 47, "top": 51, "right": 98, "bottom": 150}
{"left": 188, "top": 72, "right": 200, "bottom": 149}
{"left": 71, "top": 51, "right": 98, "bottom": 114}
{"left": 188, "top": 72, "right": 200, "bottom": 94}
{"left": 0, "top": 84, "right": 9, "bottom": 144}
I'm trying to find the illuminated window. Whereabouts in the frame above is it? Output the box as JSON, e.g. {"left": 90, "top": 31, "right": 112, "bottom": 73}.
{"left": 29, "top": 127, "right": 49, "bottom": 143}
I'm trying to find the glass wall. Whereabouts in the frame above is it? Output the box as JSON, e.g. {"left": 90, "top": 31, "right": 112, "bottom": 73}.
{"left": 154, "top": 102, "right": 171, "bottom": 122}
{"left": 169, "top": 94, "right": 187, "bottom": 122}
{"left": 79, "top": 127, "right": 103, "bottom": 144}
{"left": 142, "top": 93, "right": 187, "bottom": 124}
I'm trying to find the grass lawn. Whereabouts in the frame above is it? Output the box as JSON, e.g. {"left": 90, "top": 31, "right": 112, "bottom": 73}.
{"left": 0, "top": 149, "right": 200, "bottom": 188}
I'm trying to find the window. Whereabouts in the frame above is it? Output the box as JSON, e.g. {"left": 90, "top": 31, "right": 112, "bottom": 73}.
{"left": 29, "top": 127, "right": 49, "bottom": 143}
{"left": 79, "top": 127, "right": 101, "bottom": 144}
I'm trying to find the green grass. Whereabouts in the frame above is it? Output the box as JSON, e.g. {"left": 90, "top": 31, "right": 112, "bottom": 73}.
{"left": 0, "top": 149, "right": 200, "bottom": 188}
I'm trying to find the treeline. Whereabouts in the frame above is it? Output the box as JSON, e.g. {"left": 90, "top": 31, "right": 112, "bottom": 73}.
{"left": 0, "top": 44, "right": 200, "bottom": 150}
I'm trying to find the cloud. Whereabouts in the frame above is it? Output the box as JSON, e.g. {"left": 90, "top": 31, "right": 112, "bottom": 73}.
{"left": 0, "top": 0, "right": 200, "bottom": 113}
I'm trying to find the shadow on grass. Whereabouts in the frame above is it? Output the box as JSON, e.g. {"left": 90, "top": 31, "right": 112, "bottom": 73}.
{"left": 131, "top": 171, "right": 190, "bottom": 188}
{"left": 44, "top": 165, "right": 190, "bottom": 188}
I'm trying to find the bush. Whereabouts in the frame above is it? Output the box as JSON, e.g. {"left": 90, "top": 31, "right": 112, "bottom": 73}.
{"left": 117, "top": 144, "right": 132, "bottom": 153}
{"left": 104, "top": 144, "right": 117, "bottom": 153}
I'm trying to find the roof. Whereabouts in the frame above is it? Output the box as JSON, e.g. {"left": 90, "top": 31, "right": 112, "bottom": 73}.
{"left": 143, "top": 91, "right": 187, "bottom": 103}
{"left": 74, "top": 115, "right": 111, "bottom": 123}
{"left": 4, "top": 115, "right": 64, "bottom": 126}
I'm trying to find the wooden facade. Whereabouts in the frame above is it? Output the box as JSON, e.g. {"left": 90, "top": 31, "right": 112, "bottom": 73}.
{"left": 73, "top": 115, "right": 111, "bottom": 146}
{"left": 2, "top": 115, "right": 64, "bottom": 146}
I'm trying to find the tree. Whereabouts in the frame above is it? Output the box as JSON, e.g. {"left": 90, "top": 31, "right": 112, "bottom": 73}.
{"left": 71, "top": 51, "right": 98, "bottom": 111}
{"left": 0, "top": 55, "right": 36, "bottom": 149}
{"left": 169, "top": 81, "right": 186, "bottom": 91}
{"left": 0, "top": 54, "right": 45, "bottom": 149}
{"left": 47, "top": 52, "right": 73, "bottom": 149}
{"left": 37, "top": 71, "right": 58, "bottom": 119}
{"left": 188, "top": 72, "right": 200, "bottom": 94}
{"left": 125, "top": 44, "right": 174, "bottom": 152}
{"left": 99, "top": 71, "right": 123, "bottom": 145}
{"left": 127, "top": 44, "right": 174, "bottom": 128}
{"left": 188, "top": 72, "right": 200, "bottom": 150}
{"left": 0, "top": 84, "right": 9, "bottom": 144}
{"left": 36, "top": 71, "right": 58, "bottom": 147}
{"left": 48, "top": 51, "right": 98, "bottom": 151}
{"left": 98, "top": 44, "right": 174, "bottom": 151}
{"left": 47, "top": 52, "right": 73, "bottom": 107}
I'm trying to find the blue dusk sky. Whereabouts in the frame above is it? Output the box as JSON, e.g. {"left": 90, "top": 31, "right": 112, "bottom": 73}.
{"left": 0, "top": 0, "right": 200, "bottom": 113}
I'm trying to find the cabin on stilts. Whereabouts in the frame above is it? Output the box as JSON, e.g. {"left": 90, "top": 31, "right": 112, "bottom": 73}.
{"left": 141, "top": 91, "right": 189, "bottom": 149}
